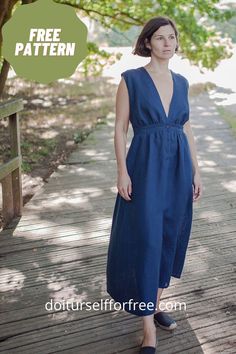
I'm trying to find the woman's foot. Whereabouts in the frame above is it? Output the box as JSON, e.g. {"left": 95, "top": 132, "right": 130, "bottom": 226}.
{"left": 153, "top": 311, "right": 177, "bottom": 331}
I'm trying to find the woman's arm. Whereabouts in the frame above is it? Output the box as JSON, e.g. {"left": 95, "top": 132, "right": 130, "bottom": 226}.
{"left": 114, "top": 77, "right": 132, "bottom": 201}
{"left": 184, "top": 120, "right": 203, "bottom": 201}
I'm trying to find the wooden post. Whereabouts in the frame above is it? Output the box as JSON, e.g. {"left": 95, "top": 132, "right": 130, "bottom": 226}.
{"left": 0, "top": 99, "right": 24, "bottom": 228}
{"left": 1, "top": 175, "right": 14, "bottom": 224}
{"left": 9, "top": 112, "right": 23, "bottom": 216}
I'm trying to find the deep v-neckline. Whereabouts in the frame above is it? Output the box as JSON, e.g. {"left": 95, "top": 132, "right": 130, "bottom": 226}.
{"left": 141, "top": 66, "right": 175, "bottom": 120}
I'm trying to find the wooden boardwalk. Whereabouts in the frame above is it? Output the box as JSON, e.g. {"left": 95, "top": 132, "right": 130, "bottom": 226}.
{"left": 0, "top": 92, "right": 236, "bottom": 353}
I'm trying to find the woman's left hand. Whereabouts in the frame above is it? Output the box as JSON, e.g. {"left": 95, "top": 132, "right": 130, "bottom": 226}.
{"left": 193, "top": 171, "right": 203, "bottom": 202}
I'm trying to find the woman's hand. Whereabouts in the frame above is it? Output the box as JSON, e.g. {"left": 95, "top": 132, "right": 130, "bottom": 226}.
{"left": 193, "top": 170, "right": 203, "bottom": 202}
{"left": 117, "top": 170, "right": 132, "bottom": 201}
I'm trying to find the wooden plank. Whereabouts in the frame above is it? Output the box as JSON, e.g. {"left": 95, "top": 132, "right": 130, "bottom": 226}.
{"left": 9, "top": 112, "right": 23, "bottom": 216}
{"left": 1, "top": 174, "right": 14, "bottom": 227}
{"left": 0, "top": 265, "right": 233, "bottom": 323}
{"left": 0, "top": 307, "right": 235, "bottom": 353}
{"left": 1, "top": 217, "right": 236, "bottom": 250}
{"left": 11, "top": 167, "right": 23, "bottom": 216}
{"left": 0, "top": 99, "right": 24, "bottom": 120}
{"left": 1, "top": 209, "right": 232, "bottom": 237}
{"left": 0, "top": 263, "right": 235, "bottom": 312}
{"left": 21, "top": 184, "right": 234, "bottom": 201}
{"left": 1, "top": 196, "right": 234, "bottom": 231}
{"left": 0, "top": 253, "right": 232, "bottom": 286}
{"left": 0, "top": 259, "right": 233, "bottom": 299}
{"left": 0, "top": 226, "right": 235, "bottom": 256}
{"left": 0, "top": 232, "right": 234, "bottom": 266}
{"left": 0, "top": 156, "right": 21, "bottom": 181}
{"left": 0, "top": 239, "right": 235, "bottom": 273}
{"left": 2, "top": 202, "right": 236, "bottom": 229}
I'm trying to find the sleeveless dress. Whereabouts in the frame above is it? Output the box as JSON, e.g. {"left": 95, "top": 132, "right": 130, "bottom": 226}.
{"left": 106, "top": 67, "right": 193, "bottom": 316}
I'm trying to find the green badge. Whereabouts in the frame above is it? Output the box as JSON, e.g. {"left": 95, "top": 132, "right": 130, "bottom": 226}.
{"left": 2, "top": 0, "right": 88, "bottom": 83}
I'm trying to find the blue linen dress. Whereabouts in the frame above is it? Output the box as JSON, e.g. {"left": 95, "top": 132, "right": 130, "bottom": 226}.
{"left": 106, "top": 66, "right": 193, "bottom": 316}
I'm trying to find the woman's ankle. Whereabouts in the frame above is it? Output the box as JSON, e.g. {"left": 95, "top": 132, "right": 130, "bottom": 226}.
{"left": 142, "top": 326, "right": 157, "bottom": 347}
{"left": 143, "top": 323, "right": 156, "bottom": 332}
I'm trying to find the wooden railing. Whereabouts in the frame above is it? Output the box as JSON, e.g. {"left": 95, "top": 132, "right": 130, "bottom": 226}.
{"left": 0, "top": 98, "right": 24, "bottom": 229}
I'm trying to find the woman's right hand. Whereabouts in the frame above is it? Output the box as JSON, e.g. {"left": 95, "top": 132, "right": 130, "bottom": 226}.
{"left": 117, "top": 170, "right": 132, "bottom": 201}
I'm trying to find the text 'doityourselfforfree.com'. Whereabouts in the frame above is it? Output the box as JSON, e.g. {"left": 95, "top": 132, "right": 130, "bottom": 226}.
{"left": 45, "top": 298, "right": 187, "bottom": 312}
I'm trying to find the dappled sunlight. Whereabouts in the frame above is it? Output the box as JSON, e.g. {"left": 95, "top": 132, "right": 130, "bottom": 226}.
{"left": 198, "top": 210, "right": 222, "bottom": 219}
{"left": 222, "top": 180, "right": 236, "bottom": 193}
{"left": 53, "top": 165, "right": 105, "bottom": 177}
{"left": 209, "top": 91, "right": 236, "bottom": 107}
{"left": 204, "top": 136, "right": 218, "bottom": 142}
{"left": 0, "top": 268, "right": 25, "bottom": 292}
{"left": 48, "top": 282, "right": 81, "bottom": 299}
{"left": 11, "top": 216, "right": 111, "bottom": 242}
{"left": 76, "top": 149, "right": 113, "bottom": 160}
{"left": 48, "top": 310, "right": 74, "bottom": 322}
{"left": 110, "top": 186, "right": 118, "bottom": 194}
{"left": 200, "top": 160, "right": 217, "bottom": 167}
{"left": 201, "top": 110, "right": 217, "bottom": 117}
{"left": 21, "top": 194, "right": 105, "bottom": 213}
{"left": 199, "top": 167, "right": 216, "bottom": 173}
{"left": 32, "top": 186, "right": 106, "bottom": 202}
{"left": 31, "top": 98, "right": 53, "bottom": 107}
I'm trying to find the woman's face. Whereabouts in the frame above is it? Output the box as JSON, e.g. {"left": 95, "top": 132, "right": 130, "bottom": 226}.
{"left": 146, "top": 24, "right": 177, "bottom": 59}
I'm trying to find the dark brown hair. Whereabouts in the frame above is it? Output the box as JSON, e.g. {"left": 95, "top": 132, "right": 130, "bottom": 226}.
{"left": 133, "top": 16, "right": 179, "bottom": 57}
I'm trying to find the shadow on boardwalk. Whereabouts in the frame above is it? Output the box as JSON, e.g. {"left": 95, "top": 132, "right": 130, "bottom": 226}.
{"left": 0, "top": 92, "right": 236, "bottom": 353}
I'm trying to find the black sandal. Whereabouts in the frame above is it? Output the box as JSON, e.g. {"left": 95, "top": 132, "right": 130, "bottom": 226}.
{"left": 154, "top": 311, "right": 177, "bottom": 331}
{"left": 139, "top": 339, "right": 157, "bottom": 353}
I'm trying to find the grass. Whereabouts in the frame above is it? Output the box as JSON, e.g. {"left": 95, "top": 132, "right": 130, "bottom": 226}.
{"left": 217, "top": 106, "right": 236, "bottom": 137}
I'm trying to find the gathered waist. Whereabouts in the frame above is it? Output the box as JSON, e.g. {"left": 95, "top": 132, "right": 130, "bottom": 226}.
{"left": 133, "top": 122, "right": 183, "bottom": 135}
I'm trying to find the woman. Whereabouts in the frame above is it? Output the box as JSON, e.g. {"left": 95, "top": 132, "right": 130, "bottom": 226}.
{"left": 106, "top": 16, "right": 202, "bottom": 353}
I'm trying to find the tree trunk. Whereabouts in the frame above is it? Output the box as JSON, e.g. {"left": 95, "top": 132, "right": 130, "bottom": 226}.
{"left": 0, "top": 0, "right": 30, "bottom": 97}
{"left": 0, "top": 59, "right": 10, "bottom": 98}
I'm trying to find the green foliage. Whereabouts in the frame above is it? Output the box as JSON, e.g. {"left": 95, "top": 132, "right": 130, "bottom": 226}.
{"left": 56, "top": 0, "right": 236, "bottom": 70}
{"left": 217, "top": 106, "right": 236, "bottom": 138}
{"left": 80, "top": 41, "right": 122, "bottom": 76}
{"left": 73, "top": 128, "right": 91, "bottom": 143}
{"left": 213, "top": 3, "right": 236, "bottom": 42}
{"left": 0, "top": 0, "right": 236, "bottom": 74}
